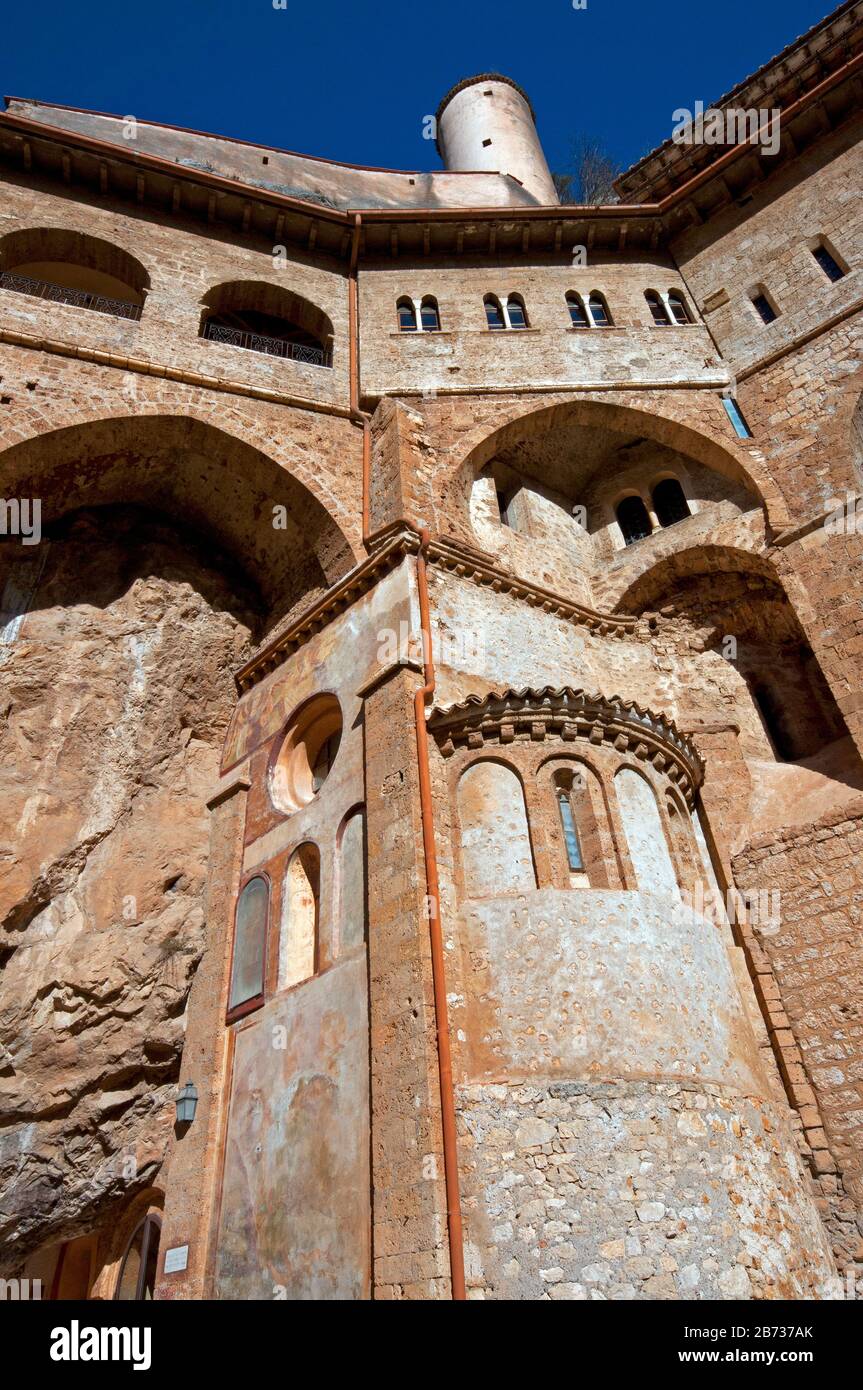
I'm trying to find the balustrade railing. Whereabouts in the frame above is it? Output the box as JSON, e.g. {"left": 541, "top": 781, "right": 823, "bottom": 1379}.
{"left": 0, "top": 270, "right": 143, "bottom": 321}
{"left": 202, "top": 319, "right": 331, "bottom": 367}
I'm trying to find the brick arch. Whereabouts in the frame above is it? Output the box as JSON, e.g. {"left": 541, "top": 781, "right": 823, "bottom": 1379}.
{"left": 0, "top": 412, "right": 356, "bottom": 628}
{"left": 443, "top": 393, "right": 788, "bottom": 539}
{"left": 611, "top": 542, "right": 806, "bottom": 619}
{"left": 0, "top": 224, "right": 151, "bottom": 296}
{"left": 0, "top": 398, "right": 358, "bottom": 549}
{"left": 201, "top": 279, "right": 334, "bottom": 351}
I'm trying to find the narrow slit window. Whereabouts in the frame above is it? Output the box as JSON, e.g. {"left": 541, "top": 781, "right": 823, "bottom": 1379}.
{"left": 722, "top": 396, "right": 753, "bottom": 438}
{"left": 557, "top": 789, "right": 584, "bottom": 871}
{"left": 497, "top": 485, "right": 520, "bottom": 530}
{"left": 752, "top": 292, "right": 777, "bottom": 324}
{"left": 812, "top": 244, "right": 845, "bottom": 282}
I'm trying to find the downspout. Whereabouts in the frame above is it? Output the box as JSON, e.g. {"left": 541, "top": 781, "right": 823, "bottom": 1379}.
{"left": 348, "top": 211, "right": 372, "bottom": 543}
{"left": 348, "top": 217, "right": 465, "bottom": 1297}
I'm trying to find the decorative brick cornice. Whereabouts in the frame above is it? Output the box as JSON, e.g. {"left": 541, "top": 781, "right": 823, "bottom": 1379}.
{"left": 429, "top": 685, "right": 703, "bottom": 802}
{"left": 235, "top": 525, "right": 421, "bottom": 693}
{"left": 233, "top": 530, "right": 641, "bottom": 696}
{"left": 428, "top": 537, "right": 637, "bottom": 639}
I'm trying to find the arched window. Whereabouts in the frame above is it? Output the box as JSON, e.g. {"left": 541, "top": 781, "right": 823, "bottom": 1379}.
{"left": 0, "top": 226, "right": 148, "bottom": 321}
{"left": 457, "top": 761, "right": 535, "bottom": 897}
{"left": 397, "top": 297, "right": 417, "bottom": 331}
{"left": 645, "top": 290, "right": 671, "bottom": 326}
{"left": 505, "top": 294, "right": 528, "bottom": 329}
{"left": 588, "top": 292, "right": 612, "bottom": 327}
{"left": 420, "top": 296, "right": 441, "bottom": 331}
{"left": 115, "top": 1215, "right": 161, "bottom": 1301}
{"left": 557, "top": 787, "right": 584, "bottom": 871}
{"left": 484, "top": 294, "right": 505, "bottom": 330}
{"left": 200, "top": 280, "right": 333, "bottom": 367}
{"left": 667, "top": 291, "right": 692, "bottom": 324}
{"left": 615, "top": 768, "right": 680, "bottom": 898}
{"left": 228, "top": 875, "right": 269, "bottom": 1018}
{"left": 338, "top": 809, "right": 366, "bottom": 956}
{"left": 280, "top": 844, "right": 320, "bottom": 989}
{"left": 566, "top": 291, "right": 590, "bottom": 327}
{"left": 550, "top": 765, "right": 609, "bottom": 886}
{"left": 616, "top": 495, "right": 652, "bottom": 545}
{"left": 652, "top": 477, "right": 691, "bottom": 527}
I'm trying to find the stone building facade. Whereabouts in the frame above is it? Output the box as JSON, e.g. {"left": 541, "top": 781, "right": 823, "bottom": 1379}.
{"left": 0, "top": 1, "right": 861, "bottom": 1301}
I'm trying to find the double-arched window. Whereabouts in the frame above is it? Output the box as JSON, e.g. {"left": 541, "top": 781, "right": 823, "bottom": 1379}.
{"left": 565, "top": 290, "right": 613, "bottom": 328}
{"left": 615, "top": 476, "right": 691, "bottom": 545}
{"left": 396, "top": 295, "right": 441, "bottom": 332}
{"left": 484, "top": 292, "right": 529, "bottom": 330}
{"left": 645, "top": 289, "right": 693, "bottom": 326}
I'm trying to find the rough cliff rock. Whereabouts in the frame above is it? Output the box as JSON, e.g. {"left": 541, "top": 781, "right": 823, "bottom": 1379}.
{"left": 0, "top": 508, "right": 257, "bottom": 1271}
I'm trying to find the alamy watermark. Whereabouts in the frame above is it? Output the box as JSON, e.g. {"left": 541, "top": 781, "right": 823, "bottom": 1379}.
{"left": 673, "top": 880, "right": 781, "bottom": 936}
{"left": 672, "top": 102, "right": 781, "bottom": 157}
{"left": 824, "top": 492, "right": 863, "bottom": 536}
{"left": 0, "top": 497, "right": 41, "bottom": 545}
{"left": 376, "top": 620, "right": 485, "bottom": 669}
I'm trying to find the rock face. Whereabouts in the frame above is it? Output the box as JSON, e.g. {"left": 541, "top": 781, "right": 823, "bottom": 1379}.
{"left": 0, "top": 508, "right": 257, "bottom": 1271}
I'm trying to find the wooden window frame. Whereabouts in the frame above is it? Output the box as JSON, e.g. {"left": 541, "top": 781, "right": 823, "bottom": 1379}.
{"left": 225, "top": 871, "right": 271, "bottom": 1024}
{"left": 114, "top": 1213, "right": 162, "bottom": 1302}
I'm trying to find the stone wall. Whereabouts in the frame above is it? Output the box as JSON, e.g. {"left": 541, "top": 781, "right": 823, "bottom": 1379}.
{"left": 458, "top": 1080, "right": 836, "bottom": 1300}
{"left": 733, "top": 801, "right": 863, "bottom": 1249}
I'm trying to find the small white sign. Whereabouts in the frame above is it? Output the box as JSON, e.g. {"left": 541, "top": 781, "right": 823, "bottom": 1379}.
{"left": 164, "top": 1244, "right": 189, "bottom": 1274}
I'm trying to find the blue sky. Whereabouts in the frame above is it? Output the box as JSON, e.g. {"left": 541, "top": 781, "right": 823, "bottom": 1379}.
{"left": 0, "top": 0, "right": 837, "bottom": 177}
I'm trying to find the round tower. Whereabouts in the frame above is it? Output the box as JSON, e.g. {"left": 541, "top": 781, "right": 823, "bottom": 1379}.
{"left": 436, "top": 74, "right": 560, "bottom": 206}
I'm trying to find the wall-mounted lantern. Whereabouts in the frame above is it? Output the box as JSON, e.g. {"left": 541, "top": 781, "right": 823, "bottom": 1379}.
{"left": 175, "top": 1081, "right": 198, "bottom": 1126}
